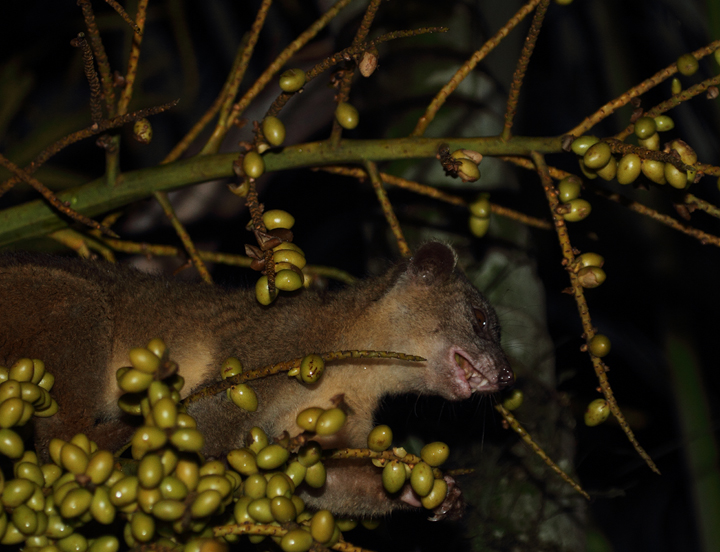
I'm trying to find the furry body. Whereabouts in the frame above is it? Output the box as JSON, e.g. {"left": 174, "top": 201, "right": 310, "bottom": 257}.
{"left": 0, "top": 243, "right": 512, "bottom": 515}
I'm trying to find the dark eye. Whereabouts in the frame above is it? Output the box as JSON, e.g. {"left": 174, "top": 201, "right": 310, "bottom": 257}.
{"left": 473, "top": 308, "right": 487, "bottom": 328}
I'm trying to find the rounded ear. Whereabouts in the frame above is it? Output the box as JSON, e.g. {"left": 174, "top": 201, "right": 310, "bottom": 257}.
{"left": 407, "top": 242, "right": 457, "bottom": 284}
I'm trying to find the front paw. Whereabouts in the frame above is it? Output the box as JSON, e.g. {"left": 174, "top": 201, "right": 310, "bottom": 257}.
{"left": 427, "top": 475, "right": 464, "bottom": 521}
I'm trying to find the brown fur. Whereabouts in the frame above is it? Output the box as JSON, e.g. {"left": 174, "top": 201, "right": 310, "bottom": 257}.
{"left": 0, "top": 242, "right": 512, "bottom": 516}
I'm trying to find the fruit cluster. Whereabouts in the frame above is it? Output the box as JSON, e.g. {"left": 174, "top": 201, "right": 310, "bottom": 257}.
{"left": 254, "top": 209, "right": 307, "bottom": 305}
{"left": 570, "top": 116, "right": 698, "bottom": 190}
{"left": 366, "top": 425, "right": 451, "bottom": 511}
{"left": 0, "top": 341, "right": 457, "bottom": 551}
{"left": 0, "top": 358, "right": 58, "bottom": 433}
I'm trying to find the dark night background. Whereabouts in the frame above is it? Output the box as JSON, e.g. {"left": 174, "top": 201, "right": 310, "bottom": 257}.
{"left": 1, "top": 1, "right": 720, "bottom": 551}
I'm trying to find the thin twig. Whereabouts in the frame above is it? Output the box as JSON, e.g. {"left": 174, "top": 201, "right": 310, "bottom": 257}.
{"left": 183, "top": 350, "right": 424, "bottom": 406}
{"left": 531, "top": 151, "right": 660, "bottom": 474}
{"left": 684, "top": 194, "right": 720, "bottom": 219}
{"left": 503, "top": 155, "right": 720, "bottom": 246}
{"left": 220, "top": 0, "right": 272, "bottom": 126}
{"left": 412, "top": 0, "right": 542, "bottom": 137}
{"left": 592, "top": 188, "right": 720, "bottom": 247}
{"left": 615, "top": 73, "right": 720, "bottom": 141}
{"left": 502, "top": 0, "right": 550, "bottom": 140}
{"left": 93, "top": 237, "right": 357, "bottom": 282}
{"left": 225, "top": 0, "right": 355, "bottom": 129}
{"left": 71, "top": 34, "right": 103, "bottom": 123}
{"left": 0, "top": 100, "right": 179, "bottom": 198}
{"left": 201, "top": 0, "right": 273, "bottom": 155}
{"left": 495, "top": 404, "right": 590, "bottom": 500}
{"left": 567, "top": 39, "right": 720, "bottom": 137}
{"left": 117, "top": 0, "right": 149, "bottom": 116}
{"left": 364, "top": 160, "right": 411, "bottom": 257}
{"left": 153, "top": 191, "right": 213, "bottom": 284}
{"left": 0, "top": 154, "right": 117, "bottom": 237}
{"left": 329, "top": 0, "right": 383, "bottom": 146}
{"left": 167, "top": 0, "right": 200, "bottom": 106}
{"left": 261, "top": 27, "right": 448, "bottom": 129}
{"left": 163, "top": 35, "right": 250, "bottom": 164}
{"left": 50, "top": 229, "right": 115, "bottom": 261}
{"left": 104, "top": 0, "right": 143, "bottom": 35}
{"left": 316, "top": 165, "right": 552, "bottom": 229}
{"left": 77, "top": 0, "right": 116, "bottom": 117}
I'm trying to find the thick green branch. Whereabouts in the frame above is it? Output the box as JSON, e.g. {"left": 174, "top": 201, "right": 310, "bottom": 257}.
{"left": 0, "top": 135, "right": 561, "bottom": 248}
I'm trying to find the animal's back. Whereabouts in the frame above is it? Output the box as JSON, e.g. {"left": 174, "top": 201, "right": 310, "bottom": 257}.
{"left": 0, "top": 255, "right": 240, "bottom": 451}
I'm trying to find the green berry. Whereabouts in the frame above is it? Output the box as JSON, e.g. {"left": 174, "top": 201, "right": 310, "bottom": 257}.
{"left": 304, "top": 460, "right": 326, "bottom": 488}
{"left": 576, "top": 252, "right": 604, "bottom": 268}
{"left": 665, "top": 163, "right": 689, "bottom": 189}
{"left": 335, "top": 102, "right": 359, "bottom": 130}
{"left": 262, "top": 116, "right": 286, "bottom": 147}
{"left": 468, "top": 194, "right": 491, "bottom": 218}
{"left": 86, "top": 450, "right": 115, "bottom": 485}
{"left": 617, "top": 153, "right": 642, "bottom": 185}
{"left": 654, "top": 115, "right": 674, "bottom": 132}
{"left": 298, "top": 441, "right": 322, "bottom": 467}
{"left": 588, "top": 334, "right": 611, "bottom": 357}
{"left": 296, "top": 407, "right": 324, "bottom": 432}
{"left": 570, "top": 136, "right": 599, "bottom": 156}
{"left": 300, "top": 354, "right": 325, "bottom": 384}
{"left": 273, "top": 249, "right": 306, "bottom": 270}
{"left": 265, "top": 473, "right": 293, "bottom": 499}
{"left": 641, "top": 159, "right": 667, "bottom": 185}
{"left": 311, "top": 510, "right": 335, "bottom": 544}
{"left": 243, "top": 151, "right": 265, "bottom": 179}
{"left": 279, "top": 68, "right": 306, "bottom": 92}
{"left": 502, "top": 389, "right": 523, "bottom": 411}
{"left": 221, "top": 357, "right": 242, "bottom": 379}
{"left": 596, "top": 155, "right": 617, "bottom": 181}
{"left": 270, "top": 496, "right": 296, "bottom": 523}
{"left": 381, "top": 460, "right": 406, "bottom": 493}
{"left": 638, "top": 132, "right": 660, "bottom": 151}
{"left": 420, "top": 442, "right": 449, "bottom": 467}
{"left": 169, "top": 428, "right": 205, "bottom": 452}
{"left": 226, "top": 448, "right": 258, "bottom": 476}
{"left": 226, "top": 384, "right": 258, "bottom": 412}
{"left": 633, "top": 117, "right": 657, "bottom": 140}
{"left": 669, "top": 139, "right": 698, "bottom": 164}
{"left": 583, "top": 142, "right": 612, "bottom": 170}
{"left": 247, "top": 426, "right": 269, "bottom": 454}
{"left": 280, "top": 529, "right": 313, "bottom": 552}
{"left": 190, "top": 489, "right": 221, "bottom": 518}
{"left": 676, "top": 53, "right": 699, "bottom": 76}
{"left": 577, "top": 266, "right": 606, "bottom": 288}
{"left": 469, "top": 216, "right": 490, "bottom": 238}
{"left": 129, "top": 348, "right": 160, "bottom": 374}
{"left": 255, "top": 444, "right": 289, "bottom": 470}
{"left": 9, "top": 358, "right": 34, "bottom": 382}
{"left": 584, "top": 398, "right": 610, "bottom": 426}
{"left": 263, "top": 209, "right": 294, "bottom": 230}
{"left": 420, "top": 478, "right": 447, "bottom": 510}
{"left": 557, "top": 176, "right": 582, "bottom": 203}
{"left": 456, "top": 158, "right": 480, "bottom": 182}
{"left": 255, "top": 275, "right": 278, "bottom": 306}
{"left": 410, "top": 461, "right": 434, "bottom": 497}
{"left": 367, "top": 425, "right": 393, "bottom": 452}
{"left": 562, "top": 199, "right": 592, "bottom": 222}
{"left": 315, "top": 408, "right": 346, "bottom": 436}
{"left": 671, "top": 77, "right": 682, "bottom": 95}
